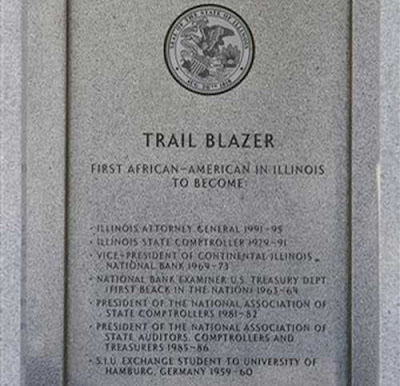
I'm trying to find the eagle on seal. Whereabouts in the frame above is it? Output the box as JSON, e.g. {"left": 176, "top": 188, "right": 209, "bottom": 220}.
{"left": 182, "top": 16, "right": 235, "bottom": 58}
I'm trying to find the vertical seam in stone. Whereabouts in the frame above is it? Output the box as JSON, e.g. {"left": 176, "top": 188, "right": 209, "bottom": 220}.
{"left": 63, "top": 0, "right": 70, "bottom": 385}
{"left": 349, "top": 2, "right": 354, "bottom": 384}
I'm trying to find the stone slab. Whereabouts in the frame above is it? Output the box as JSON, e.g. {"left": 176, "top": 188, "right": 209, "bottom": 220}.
{"left": 1, "top": 0, "right": 398, "bottom": 385}
{"left": 0, "top": 0, "right": 23, "bottom": 384}
{"left": 66, "top": 1, "right": 351, "bottom": 385}
{"left": 379, "top": 1, "right": 400, "bottom": 385}
{"left": 23, "top": 1, "right": 67, "bottom": 385}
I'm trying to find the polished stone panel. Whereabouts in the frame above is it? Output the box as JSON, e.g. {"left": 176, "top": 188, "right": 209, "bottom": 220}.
{"left": 66, "top": 1, "right": 351, "bottom": 385}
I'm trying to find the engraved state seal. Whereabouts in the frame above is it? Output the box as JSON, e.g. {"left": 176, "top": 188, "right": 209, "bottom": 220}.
{"left": 164, "top": 4, "right": 255, "bottom": 95}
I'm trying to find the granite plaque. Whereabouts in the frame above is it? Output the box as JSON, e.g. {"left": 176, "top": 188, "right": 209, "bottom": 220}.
{"left": 67, "top": 1, "right": 350, "bottom": 385}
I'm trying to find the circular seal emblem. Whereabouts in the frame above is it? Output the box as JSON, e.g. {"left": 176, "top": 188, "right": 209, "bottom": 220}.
{"left": 164, "top": 4, "right": 255, "bottom": 95}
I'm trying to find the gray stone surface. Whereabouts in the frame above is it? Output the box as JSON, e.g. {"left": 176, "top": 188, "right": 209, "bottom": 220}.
{"left": 379, "top": 0, "right": 400, "bottom": 385}
{"left": 352, "top": 1, "right": 400, "bottom": 385}
{"left": 0, "top": 0, "right": 23, "bottom": 384}
{"left": 23, "top": 1, "right": 67, "bottom": 385}
{"left": 67, "top": 1, "right": 351, "bottom": 385}
{"left": 0, "top": 0, "right": 398, "bottom": 385}
{"left": 352, "top": 0, "right": 381, "bottom": 384}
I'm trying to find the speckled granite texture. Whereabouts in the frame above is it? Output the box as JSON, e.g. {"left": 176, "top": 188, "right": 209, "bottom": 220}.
{"left": 0, "top": 0, "right": 398, "bottom": 385}
{"left": 0, "top": 0, "right": 23, "bottom": 384}
{"left": 23, "top": 1, "right": 67, "bottom": 385}
{"left": 66, "top": 1, "right": 351, "bottom": 384}
{"left": 379, "top": 1, "right": 400, "bottom": 385}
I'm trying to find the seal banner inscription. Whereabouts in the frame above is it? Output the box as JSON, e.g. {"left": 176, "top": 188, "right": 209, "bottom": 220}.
{"left": 165, "top": 4, "right": 255, "bottom": 95}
